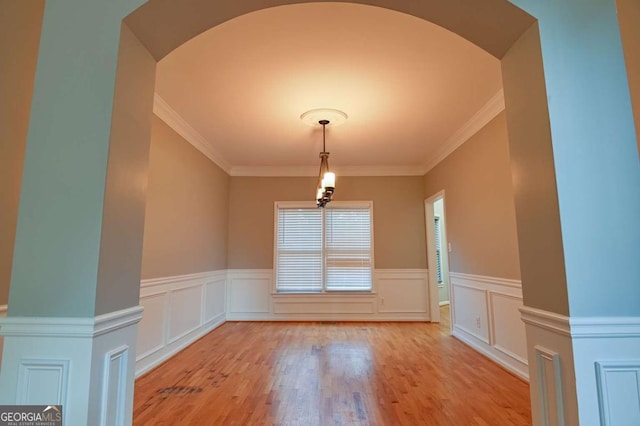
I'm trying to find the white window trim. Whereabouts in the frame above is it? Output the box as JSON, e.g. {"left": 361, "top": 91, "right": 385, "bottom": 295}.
{"left": 273, "top": 201, "right": 375, "bottom": 294}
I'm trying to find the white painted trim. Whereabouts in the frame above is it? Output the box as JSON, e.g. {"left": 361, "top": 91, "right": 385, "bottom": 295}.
{"left": 439, "top": 301, "right": 450, "bottom": 306}
{"left": 0, "top": 306, "right": 143, "bottom": 338}
{"left": 153, "top": 94, "right": 232, "bottom": 174}
{"left": 424, "top": 190, "right": 448, "bottom": 323}
{"left": 141, "top": 270, "right": 220, "bottom": 288}
{"left": 230, "top": 164, "right": 426, "bottom": 177}
{"left": 449, "top": 271, "right": 521, "bottom": 288}
{"left": 520, "top": 306, "right": 571, "bottom": 336}
{"left": 520, "top": 306, "right": 640, "bottom": 339}
{"left": 449, "top": 273, "right": 527, "bottom": 379}
{"left": 452, "top": 325, "right": 529, "bottom": 380}
{"left": 227, "top": 269, "right": 274, "bottom": 277}
{"left": 136, "top": 271, "right": 227, "bottom": 377}
{"left": 135, "top": 313, "right": 225, "bottom": 378}
{"left": 100, "top": 345, "right": 129, "bottom": 426}
{"left": 520, "top": 306, "right": 640, "bottom": 338}
{"left": 16, "top": 359, "right": 70, "bottom": 406}
{"left": 0, "top": 306, "right": 140, "bottom": 423}
{"left": 154, "top": 90, "right": 503, "bottom": 178}
{"left": 595, "top": 360, "right": 640, "bottom": 425}
{"left": 534, "top": 345, "right": 565, "bottom": 426}
{"left": 375, "top": 269, "right": 428, "bottom": 277}
{"left": 570, "top": 316, "right": 640, "bottom": 338}
{"left": 227, "top": 269, "right": 429, "bottom": 321}
{"left": 421, "top": 89, "right": 505, "bottom": 174}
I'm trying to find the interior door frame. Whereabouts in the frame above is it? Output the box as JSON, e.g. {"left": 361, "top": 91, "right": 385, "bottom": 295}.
{"left": 424, "top": 190, "right": 450, "bottom": 324}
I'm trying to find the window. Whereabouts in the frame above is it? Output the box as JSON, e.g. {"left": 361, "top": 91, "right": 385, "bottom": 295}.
{"left": 275, "top": 202, "right": 373, "bottom": 292}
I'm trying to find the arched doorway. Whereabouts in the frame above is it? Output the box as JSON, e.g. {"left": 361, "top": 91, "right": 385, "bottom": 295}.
{"left": 1, "top": 1, "right": 637, "bottom": 424}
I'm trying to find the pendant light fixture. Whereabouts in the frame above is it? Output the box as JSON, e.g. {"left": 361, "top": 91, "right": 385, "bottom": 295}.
{"left": 316, "top": 119, "right": 335, "bottom": 208}
{"left": 300, "top": 109, "right": 347, "bottom": 208}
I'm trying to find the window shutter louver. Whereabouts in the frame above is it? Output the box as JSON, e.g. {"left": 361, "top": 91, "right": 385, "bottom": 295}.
{"left": 276, "top": 208, "right": 323, "bottom": 292}
{"left": 325, "top": 207, "right": 373, "bottom": 291}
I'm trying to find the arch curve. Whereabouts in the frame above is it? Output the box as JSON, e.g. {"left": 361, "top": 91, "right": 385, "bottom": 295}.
{"left": 125, "top": 0, "right": 534, "bottom": 60}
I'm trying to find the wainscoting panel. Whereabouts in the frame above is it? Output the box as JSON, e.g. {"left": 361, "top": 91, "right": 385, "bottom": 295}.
{"left": 376, "top": 269, "right": 428, "bottom": 314}
{"left": 136, "top": 293, "right": 165, "bottom": 359}
{"left": 273, "top": 298, "right": 375, "bottom": 315}
{"left": 227, "top": 269, "right": 429, "bottom": 321}
{"left": 16, "top": 359, "right": 70, "bottom": 405}
{"left": 452, "top": 284, "right": 489, "bottom": 344}
{"left": 0, "top": 306, "right": 142, "bottom": 423}
{"left": 167, "top": 283, "right": 202, "bottom": 343}
{"left": 450, "top": 272, "right": 528, "bottom": 380}
{"left": 205, "top": 278, "right": 226, "bottom": 322}
{"left": 227, "top": 270, "right": 271, "bottom": 315}
{"left": 100, "top": 346, "right": 128, "bottom": 426}
{"left": 595, "top": 361, "right": 640, "bottom": 426}
{"left": 136, "top": 271, "right": 226, "bottom": 377}
{"left": 534, "top": 346, "right": 565, "bottom": 426}
{"left": 490, "top": 292, "right": 528, "bottom": 364}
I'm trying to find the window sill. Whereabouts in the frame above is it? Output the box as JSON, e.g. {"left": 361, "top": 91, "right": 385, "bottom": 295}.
{"left": 272, "top": 291, "right": 377, "bottom": 297}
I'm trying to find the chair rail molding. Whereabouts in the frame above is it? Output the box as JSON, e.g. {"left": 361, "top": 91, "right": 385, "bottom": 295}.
{"left": 520, "top": 306, "right": 640, "bottom": 426}
{"left": 0, "top": 306, "right": 143, "bottom": 424}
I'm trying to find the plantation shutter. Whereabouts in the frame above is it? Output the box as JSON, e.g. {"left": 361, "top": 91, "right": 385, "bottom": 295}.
{"left": 276, "top": 208, "right": 323, "bottom": 292}
{"left": 324, "top": 206, "right": 373, "bottom": 291}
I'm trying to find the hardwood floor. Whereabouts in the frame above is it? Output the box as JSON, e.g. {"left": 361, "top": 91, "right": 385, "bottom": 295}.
{"left": 133, "top": 308, "right": 531, "bottom": 425}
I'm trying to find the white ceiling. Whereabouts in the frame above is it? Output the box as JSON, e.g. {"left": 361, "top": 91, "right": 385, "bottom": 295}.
{"left": 154, "top": 2, "right": 503, "bottom": 176}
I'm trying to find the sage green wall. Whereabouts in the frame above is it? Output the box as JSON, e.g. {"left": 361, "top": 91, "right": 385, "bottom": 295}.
{"left": 508, "top": 0, "right": 639, "bottom": 317}
{"left": 141, "top": 116, "right": 230, "bottom": 279}
{"left": 8, "top": 0, "right": 147, "bottom": 317}
{"left": 424, "top": 112, "right": 521, "bottom": 280}
{"left": 0, "top": 0, "right": 44, "bottom": 306}
{"left": 228, "top": 176, "right": 426, "bottom": 270}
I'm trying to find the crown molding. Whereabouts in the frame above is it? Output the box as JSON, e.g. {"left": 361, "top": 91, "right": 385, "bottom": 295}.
{"left": 229, "top": 165, "right": 426, "bottom": 177}
{"left": 154, "top": 90, "right": 504, "bottom": 178}
{"left": 152, "top": 94, "right": 232, "bottom": 174}
{"left": 421, "top": 89, "right": 505, "bottom": 175}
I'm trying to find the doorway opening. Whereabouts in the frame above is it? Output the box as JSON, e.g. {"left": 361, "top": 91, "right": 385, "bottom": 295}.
{"left": 425, "top": 191, "right": 451, "bottom": 329}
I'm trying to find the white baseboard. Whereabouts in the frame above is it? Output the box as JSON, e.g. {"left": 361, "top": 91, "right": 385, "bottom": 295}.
{"left": 520, "top": 306, "right": 640, "bottom": 425}
{"left": 452, "top": 324, "right": 528, "bottom": 380}
{"left": 135, "top": 313, "right": 225, "bottom": 377}
{"left": 449, "top": 272, "right": 528, "bottom": 381}
{"left": 0, "top": 306, "right": 143, "bottom": 425}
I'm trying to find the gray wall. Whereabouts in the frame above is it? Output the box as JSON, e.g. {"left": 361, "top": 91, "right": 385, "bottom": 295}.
{"left": 228, "top": 176, "right": 426, "bottom": 270}
{"left": 424, "top": 112, "right": 521, "bottom": 280}
{"left": 140, "top": 116, "right": 230, "bottom": 279}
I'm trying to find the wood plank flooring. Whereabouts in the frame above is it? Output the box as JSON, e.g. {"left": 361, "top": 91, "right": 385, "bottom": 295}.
{"left": 133, "top": 307, "right": 531, "bottom": 425}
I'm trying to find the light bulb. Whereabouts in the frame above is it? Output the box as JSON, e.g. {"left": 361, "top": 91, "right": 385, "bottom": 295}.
{"left": 323, "top": 172, "right": 335, "bottom": 188}
{"left": 316, "top": 188, "right": 323, "bottom": 200}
